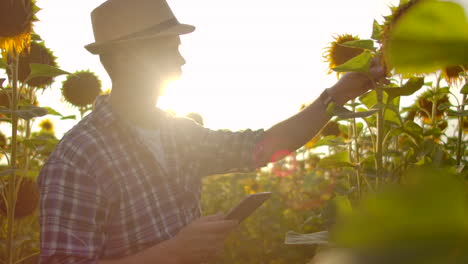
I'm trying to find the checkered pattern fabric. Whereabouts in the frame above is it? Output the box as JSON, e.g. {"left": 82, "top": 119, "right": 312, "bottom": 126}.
{"left": 38, "top": 95, "right": 265, "bottom": 263}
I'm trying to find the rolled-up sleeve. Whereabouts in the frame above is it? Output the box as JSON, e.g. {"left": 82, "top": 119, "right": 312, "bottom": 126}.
{"left": 175, "top": 117, "right": 265, "bottom": 176}
{"left": 38, "top": 161, "right": 108, "bottom": 264}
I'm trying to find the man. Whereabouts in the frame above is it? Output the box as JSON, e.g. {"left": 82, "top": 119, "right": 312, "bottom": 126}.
{"left": 38, "top": 0, "right": 385, "bottom": 263}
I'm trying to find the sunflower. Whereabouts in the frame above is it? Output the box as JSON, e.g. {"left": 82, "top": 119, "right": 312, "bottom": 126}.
{"left": 324, "top": 34, "right": 364, "bottom": 75}
{"left": 0, "top": 0, "right": 39, "bottom": 55}
{"left": 416, "top": 90, "right": 449, "bottom": 123}
{"left": 62, "top": 70, "right": 102, "bottom": 108}
{"left": 442, "top": 65, "right": 467, "bottom": 85}
{"left": 7, "top": 41, "right": 57, "bottom": 88}
{"left": 0, "top": 177, "right": 40, "bottom": 218}
{"left": 39, "top": 118, "right": 53, "bottom": 132}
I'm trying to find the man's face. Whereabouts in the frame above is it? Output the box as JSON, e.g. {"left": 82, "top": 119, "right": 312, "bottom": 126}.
{"left": 130, "top": 35, "right": 185, "bottom": 85}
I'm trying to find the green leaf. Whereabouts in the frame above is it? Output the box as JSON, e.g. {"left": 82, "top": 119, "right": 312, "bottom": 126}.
{"left": 386, "top": 1, "right": 468, "bottom": 73}
{"left": 0, "top": 106, "right": 49, "bottom": 120}
{"left": 371, "top": 19, "right": 383, "bottom": 41}
{"left": 0, "top": 59, "right": 6, "bottom": 69}
{"left": 329, "top": 104, "right": 378, "bottom": 119}
{"left": 311, "top": 135, "right": 346, "bottom": 148}
{"left": 337, "top": 109, "right": 379, "bottom": 119}
{"left": 448, "top": 110, "right": 468, "bottom": 117}
{"left": 359, "top": 90, "right": 378, "bottom": 109}
{"left": 404, "top": 121, "right": 423, "bottom": 135}
{"left": 383, "top": 77, "right": 425, "bottom": 100}
{"left": 60, "top": 115, "right": 76, "bottom": 120}
{"left": 332, "top": 51, "right": 373, "bottom": 73}
{"left": 461, "top": 84, "right": 468, "bottom": 95}
{"left": 340, "top": 39, "right": 376, "bottom": 51}
{"left": 42, "top": 107, "right": 62, "bottom": 116}
{"left": 318, "top": 151, "right": 354, "bottom": 168}
{"left": 25, "top": 63, "right": 70, "bottom": 82}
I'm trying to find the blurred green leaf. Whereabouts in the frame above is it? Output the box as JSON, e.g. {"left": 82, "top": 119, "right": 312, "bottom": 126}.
{"left": 333, "top": 51, "right": 373, "bottom": 73}
{"left": 318, "top": 151, "right": 354, "bottom": 168}
{"left": 0, "top": 59, "right": 6, "bottom": 69}
{"left": 332, "top": 167, "right": 468, "bottom": 264}
{"left": 386, "top": 0, "right": 468, "bottom": 73}
{"left": 330, "top": 104, "right": 378, "bottom": 119}
{"left": 0, "top": 106, "right": 49, "bottom": 120}
{"left": 340, "top": 39, "right": 376, "bottom": 51}
{"left": 42, "top": 107, "right": 62, "bottom": 116}
{"left": 311, "top": 135, "right": 346, "bottom": 148}
{"left": 60, "top": 115, "right": 76, "bottom": 120}
{"left": 461, "top": 84, "right": 468, "bottom": 95}
{"left": 25, "top": 63, "right": 70, "bottom": 82}
{"left": 448, "top": 110, "right": 468, "bottom": 117}
{"left": 371, "top": 20, "right": 383, "bottom": 41}
{"left": 383, "top": 77, "right": 425, "bottom": 100}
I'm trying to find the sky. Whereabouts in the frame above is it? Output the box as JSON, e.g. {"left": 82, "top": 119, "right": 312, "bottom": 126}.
{"left": 25, "top": 0, "right": 468, "bottom": 137}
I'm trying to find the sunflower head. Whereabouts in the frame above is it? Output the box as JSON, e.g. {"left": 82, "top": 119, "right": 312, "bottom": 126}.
{"left": 324, "top": 34, "right": 364, "bottom": 75}
{"left": 39, "top": 118, "right": 54, "bottom": 132}
{"left": 62, "top": 70, "right": 102, "bottom": 108}
{"left": 6, "top": 41, "right": 57, "bottom": 88}
{"left": 0, "top": 0, "right": 39, "bottom": 55}
{"left": 416, "top": 90, "right": 449, "bottom": 123}
{"left": 0, "top": 177, "right": 40, "bottom": 218}
{"left": 442, "top": 65, "right": 467, "bottom": 85}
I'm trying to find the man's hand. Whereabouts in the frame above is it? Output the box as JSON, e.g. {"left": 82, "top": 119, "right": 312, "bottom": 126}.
{"left": 328, "top": 56, "right": 388, "bottom": 105}
{"left": 169, "top": 213, "right": 238, "bottom": 264}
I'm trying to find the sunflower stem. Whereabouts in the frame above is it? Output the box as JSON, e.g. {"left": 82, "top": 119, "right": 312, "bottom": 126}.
{"left": 456, "top": 94, "right": 467, "bottom": 166}
{"left": 351, "top": 99, "right": 362, "bottom": 197}
{"left": 431, "top": 74, "right": 442, "bottom": 131}
{"left": 6, "top": 53, "right": 19, "bottom": 264}
{"left": 375, "top": 85, "right": 384, "bottom": 188}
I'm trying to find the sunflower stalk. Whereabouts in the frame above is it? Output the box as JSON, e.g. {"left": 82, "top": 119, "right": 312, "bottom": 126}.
{"left": 456, "top": 94, "right": 467, "bottom": 165}
{"left": 431, "top": 74, "right": 442, "bottom": 129}
{"left": 6, "top": 53, "right": 19, "bottom": 264}
{"left": 375, "top": 84, "right": 384, "bottom": 188}
{"left": 351, "top": 99, "right": 362, "bottom": 197}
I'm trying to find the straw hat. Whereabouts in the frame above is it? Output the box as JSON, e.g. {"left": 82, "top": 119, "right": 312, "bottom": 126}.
{"left": 85, "top": 0, "right": 195, "bottom": 54}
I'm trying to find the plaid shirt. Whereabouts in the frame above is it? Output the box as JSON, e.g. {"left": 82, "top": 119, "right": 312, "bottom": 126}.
{"left": 38, "top": 95, "right": 265, "bottom": 263}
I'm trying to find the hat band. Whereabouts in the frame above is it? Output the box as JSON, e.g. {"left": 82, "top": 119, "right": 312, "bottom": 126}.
{"left": 116, "top": 18, "right": 179, "bottom": 41}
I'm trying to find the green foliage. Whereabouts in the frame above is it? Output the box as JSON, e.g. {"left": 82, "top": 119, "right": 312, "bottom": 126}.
{"left": 386, "top": 0, "right": 468, "bottom": 73}
{"left": 332, "top": 51, "right": 373, "bottom": 73}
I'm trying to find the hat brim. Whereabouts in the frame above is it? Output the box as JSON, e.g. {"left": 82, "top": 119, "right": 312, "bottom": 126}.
{"left": 85, "top": 23, "right": 195, "bottom": 54}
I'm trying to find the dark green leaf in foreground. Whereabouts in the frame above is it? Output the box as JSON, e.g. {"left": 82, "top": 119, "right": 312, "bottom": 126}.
{"left": 386, "top": 0, "right": 468, "bottom": 73}
{"left": 333, "top": 51, "right": 373, "bottom": 73}
{"left": 332, "top": 167, "right": 468, "bottom": 264}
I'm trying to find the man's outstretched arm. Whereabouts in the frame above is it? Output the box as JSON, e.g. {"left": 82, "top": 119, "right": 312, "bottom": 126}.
{"left": 259, "top": 62, "right": 386, "bottom": 166}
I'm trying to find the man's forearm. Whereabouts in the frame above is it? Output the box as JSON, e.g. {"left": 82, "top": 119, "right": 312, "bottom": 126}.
{"left": 99, "top": 238, "right": 179, "bottom": 264}
{"left": 260, "top": 84, "right": 348, "bottom": 165}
